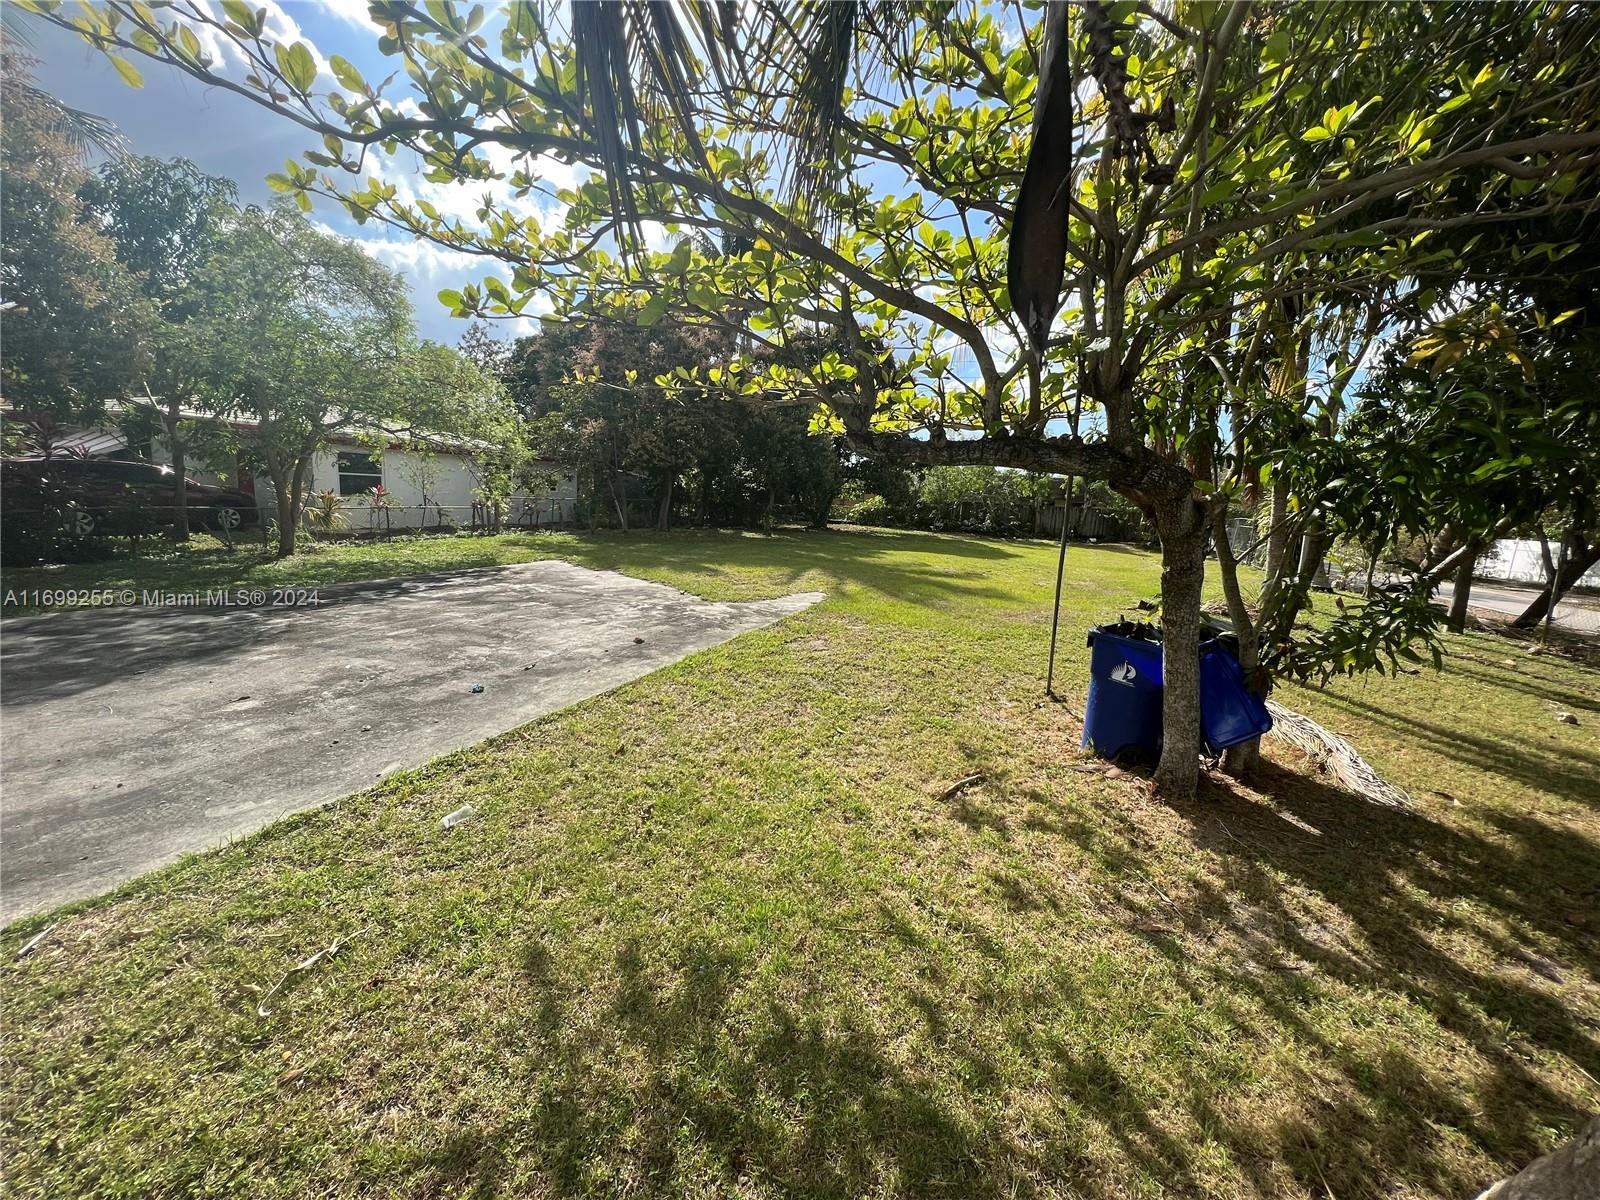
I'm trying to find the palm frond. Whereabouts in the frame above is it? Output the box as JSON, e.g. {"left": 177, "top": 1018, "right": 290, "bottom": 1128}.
{"left": 567, "top": 0, "right": 876, "bottom": 242}
{"left": 777, "top": 1, "right": 859, "bottom": 221}
{"left": 571, "top": 0, "right": 648, "bottom": 240}
{"left": 21, "top": 84, "right": 129, "bottom": 161}
{"left": 3, "top": 12, "right": 128, "bottom": 162}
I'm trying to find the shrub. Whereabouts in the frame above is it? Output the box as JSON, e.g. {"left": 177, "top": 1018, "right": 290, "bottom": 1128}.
{"left": 0, "top": 506, "right": 112, "bottom": 566}
{"left": 846, "top": 494, "right": 892, "bottom": 526}
{"left": 302, "top": 489, "right": 350, "bottom": 533}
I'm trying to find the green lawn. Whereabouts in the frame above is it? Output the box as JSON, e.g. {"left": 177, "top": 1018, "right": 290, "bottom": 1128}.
{"left": 3, "top": 528, "right": 1597, "bottom": 1199}
{"left": 1, "top": 530, "right": 613, "bottom": 612}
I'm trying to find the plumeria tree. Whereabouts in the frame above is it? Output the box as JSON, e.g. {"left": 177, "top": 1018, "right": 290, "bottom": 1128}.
{"left": 32, "top": 0, "right": 1600, "bottom": 795}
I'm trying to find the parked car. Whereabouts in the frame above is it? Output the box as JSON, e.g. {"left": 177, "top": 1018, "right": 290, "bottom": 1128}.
{"left": 1, "top": 456, "right": 260, "bottom": 535}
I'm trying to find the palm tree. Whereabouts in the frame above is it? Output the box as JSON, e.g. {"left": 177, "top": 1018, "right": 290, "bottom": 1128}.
{"left": 1, "top": 12, "right": 127, "bottom": 161}
{"left": 559, "top": 0, "right": 1069, "bottom": 339}
{"left": 564, "top": 2, "right": 875, "bottom": 233}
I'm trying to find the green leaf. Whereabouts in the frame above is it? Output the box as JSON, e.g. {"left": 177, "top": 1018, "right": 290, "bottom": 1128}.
{"left": 220, "top": 0, "right": 262, "bottom": 35}
{"left": 636, "top": 295, "right": 669, "bottom": 326}
{"left": 329, "top": 54, "right": 365, "bottom": 93}
{"left": 176, "top": 24, "right": 205, "bottom": 64}
{"left": 276, "top": 41, "right": 318, "bottom": 94}
{"left": 437, "top": 288, "right": 465, "bottom": 312}
{"left": 1301, "top": 126, "right": 1332, "bottom": 143}
{"left": 109, "top": 55, "right": 144, "bottom": 88}
{"left": 265, "top": 172, "right": 295, "bottom": 193}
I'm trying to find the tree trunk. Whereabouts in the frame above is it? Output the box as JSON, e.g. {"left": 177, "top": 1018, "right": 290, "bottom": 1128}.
{"left": 1512, "top": 535, "right": 1599, "bottom": 628}
{"left": 656, "top": 475, "right": 673, "bottom": 532}
{"left": 1261, "top": 475, "right": 1290, "bottom": 599}
{"left": 1296, "top": 519, "right": 1331, "bottom": 588}
{"left": 1212, "top": 503, "right": 1264, "bottom": 778}
{"left": 1423, "top": 524, "right": 1462, "bottom": 575}
{"left": 1447, "top": 541, "right": 1479, "bottom": 633}
{"left": 274, "top": 485, "right": 297, "bottom": 558}
{"left": 165, "top": 403, "right": 190, "bottom": 543}
{"left": 610, "top": 472, "right": 628, "bottom": 531}
{"left": 1260, "top": 324, "right": 1309, "bottom": 599}
{"left": 271, "top": 455, "right": 309, "bottom": 558}
{"left": 1152, "top": 494, "right": 1210, "bottom": 801}
{"left": 1536, "top": 526, "right": 1556, "bottom": 583}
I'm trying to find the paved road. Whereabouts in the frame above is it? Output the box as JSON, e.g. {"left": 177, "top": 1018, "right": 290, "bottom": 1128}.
{"left": 1434, "top": 580, "right": 1600, "bottom": 633}
{"left": 1, "top": 561, "right": 821, "bottom": 921}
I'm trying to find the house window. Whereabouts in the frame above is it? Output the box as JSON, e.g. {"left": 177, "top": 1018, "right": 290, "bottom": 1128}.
{"left": 337, "top": 451, "right": 383, "bottom": 496}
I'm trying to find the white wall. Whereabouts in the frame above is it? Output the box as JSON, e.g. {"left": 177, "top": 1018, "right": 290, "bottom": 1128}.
{"left": 1478, "top": 538, "right": 1600, "bottom": 588}
{"left": 150, "top": 434, "right": 577, "bottom": 531}
{"left": 269, "top": 442, "right": 578, "bottom": 530}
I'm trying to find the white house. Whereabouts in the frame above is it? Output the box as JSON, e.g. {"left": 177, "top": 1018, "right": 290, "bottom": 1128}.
{"left": 50, "top": 405, "right": 579, "bottom": 530}
{"left": 255, "top": 432, "right": 579, "bottom": 531}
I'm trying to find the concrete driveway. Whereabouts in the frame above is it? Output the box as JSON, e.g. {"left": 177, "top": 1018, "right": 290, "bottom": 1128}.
{"left": 1, "top": 561, "right": 821, "bottom": 921}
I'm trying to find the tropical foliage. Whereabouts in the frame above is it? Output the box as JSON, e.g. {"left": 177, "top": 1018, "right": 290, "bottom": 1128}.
{"left": 0, "top": 51, "right": 147, "bottom": 414}
{"left": 507, "top": 317, "right": 842, "bottom": 531}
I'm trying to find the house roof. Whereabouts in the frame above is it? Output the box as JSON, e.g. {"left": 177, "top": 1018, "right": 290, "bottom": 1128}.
{"left": 106, "top": 399, "right": 516, "bottom": 459}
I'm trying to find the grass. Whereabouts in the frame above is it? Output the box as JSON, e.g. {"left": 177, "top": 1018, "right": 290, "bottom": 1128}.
{"left": 3, "top": 527, "right": 1597, "bottom": 1199}
{"left": 0, "top": 530, "right": 610, "bottom": 613}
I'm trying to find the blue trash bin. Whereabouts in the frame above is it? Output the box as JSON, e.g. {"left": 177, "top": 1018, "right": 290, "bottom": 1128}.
{"left": 1082, "top": 626, "right": 1165, "bottom": 760}
{"left": 1198, "top": 639, "right": 1273, "bottom": 753}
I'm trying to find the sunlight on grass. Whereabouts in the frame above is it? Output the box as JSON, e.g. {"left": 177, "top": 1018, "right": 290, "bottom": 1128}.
{"left": 3, "top": 528, "right": 1597, "bottom": 1199}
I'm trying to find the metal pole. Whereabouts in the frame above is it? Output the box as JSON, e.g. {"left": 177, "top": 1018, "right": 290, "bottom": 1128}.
{"left": 1046, "top": 476, "right": 1074, "bottom": 697}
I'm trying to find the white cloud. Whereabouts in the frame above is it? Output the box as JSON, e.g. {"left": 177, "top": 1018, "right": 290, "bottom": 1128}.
{"left": 347, "top": 138, "right": 576, "bottom": 245}
{"left": 311, "top": 222, "right": 550, "bottom": 341}
{"left": 307, "top": 0, "right": 389, "bottom": 34}
{"left": 188, "top": 0, "right": 336, "bottom": 88}
{"left": 640, "top": 220, "right": 678, "bottom": 253}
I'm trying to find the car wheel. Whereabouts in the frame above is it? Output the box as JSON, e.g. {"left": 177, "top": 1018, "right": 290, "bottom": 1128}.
{"left": 209, "top": 504, "right": 243, "bottom": 531}
{"left": 60, "top": 505, "right": 97, "bottom": 537}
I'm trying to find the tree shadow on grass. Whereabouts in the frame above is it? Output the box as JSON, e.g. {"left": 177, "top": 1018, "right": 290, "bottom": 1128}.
{"left": 548, "top": 526, "right": 1039, "bottom": 608}
{"left": 1133, "top": 763, "right": 1600, "bottom": 1198}
{"left": 1311, "top": 690, "right": 1600, "bottom": 807}
{"left": 412, "top": 932, "right": 1028, "bottom": 1200}
{"left": 318, "top": 743, "right": 1597, "bottom": 1200}
{"left": 920, "top": 716, "right": 1597, "bottom": 1198}
{"left": 1438, "top": 660, "right": 1600, "bottom": 716}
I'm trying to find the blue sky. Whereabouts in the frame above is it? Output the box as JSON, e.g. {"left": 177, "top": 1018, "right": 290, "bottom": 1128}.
{"left": 23, "top": 4, "right": 1377, "bottom": 432}
{"left": 23, "top": 2, "right": 1024, "bottom": 379}
{"left": 24, "top": 0, "right": 547, "bottom": 347}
